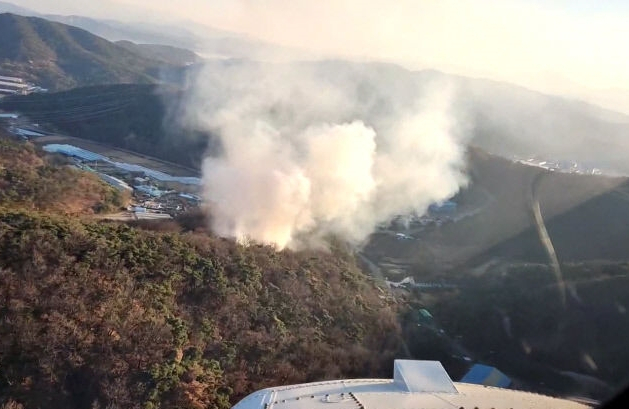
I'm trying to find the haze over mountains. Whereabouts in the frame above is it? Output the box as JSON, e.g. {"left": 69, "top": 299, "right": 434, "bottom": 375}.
{"left": 0, "top": 1, "right": 307, "bottom": 61}
{"left": 3, "top": 51, "right": 629, "bottom": 176}
{"left": 6, "top": 0, "right": 629, "bottom": 115}
{"left": 2, "top": 2, "right": 629, "bottom": 406}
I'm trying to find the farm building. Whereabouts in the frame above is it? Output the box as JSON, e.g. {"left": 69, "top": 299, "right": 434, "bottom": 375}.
{"left": 42, "top": 143, "right": 202, "bottom": 186}
{"left": 43, "top": 144, "right": 108, "bottom": 161}
{"left": 97, "top": 173, "right": 133, "bottom": 191}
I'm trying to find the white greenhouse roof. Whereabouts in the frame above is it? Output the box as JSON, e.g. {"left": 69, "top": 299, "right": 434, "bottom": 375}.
{"left": 42, "top": 144, "right": 201, "bottom": 185}
{"left": 0, "top": 80, "right": 28, "bottom": 89}
{"left": 0, "top": 75, "right": 23, "bottom": 83}
{"left": 43, "top": 144, "right": 108, "bottom": 161}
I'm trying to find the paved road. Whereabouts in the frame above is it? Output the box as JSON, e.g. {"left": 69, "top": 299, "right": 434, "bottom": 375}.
{"left": 529, "top": 171, "right": 566, "bottom": 306}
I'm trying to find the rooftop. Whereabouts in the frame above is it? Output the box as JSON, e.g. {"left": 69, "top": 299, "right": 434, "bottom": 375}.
{"left": 0, "top": 80, "right": 28, "bottom": 89}
{"left": 43, "top": 144, "right": 202, "bottom": 185}
{"left": 0, "top": 75, "right": 24, "bottom": 83}
{"left": 43, "top": 144, "right": 108, "bottom": 161}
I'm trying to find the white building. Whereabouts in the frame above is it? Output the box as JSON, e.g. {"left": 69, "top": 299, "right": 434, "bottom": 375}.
{"left": 43, "top": 144, "right": 202, "bottom": 185}
{"left": 133, "top": 185, "right": 168, "bottom": 197}
{"left": 11, "top": 128, "right": 46, "bottom": 137}
{"left": 43, "top": 144, "right": 108, "bottom": 161}
{"left": 97, "top": 173, "right": 133, "bottom": 192}
{"left": 0, "top": 77, "right": 29, "bottom": 96}
{"left": 0, "top": 76, "right": 47, "bottom": 96}
{"left": 0, "top": 75, "right": 24, "bottom": 83}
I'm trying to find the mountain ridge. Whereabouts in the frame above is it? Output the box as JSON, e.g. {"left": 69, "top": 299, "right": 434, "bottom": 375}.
{"left": 4, "top": 57, "right": 629, "bottom": 174}
{"left": 0, "top": 13, "right": 186, "bottom": 90}
{"left": 115, "top": 40, "right": 201, "bottom": 66}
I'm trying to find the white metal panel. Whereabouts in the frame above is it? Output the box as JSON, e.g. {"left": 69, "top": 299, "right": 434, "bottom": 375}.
{"left": 354, "top": 392, "right": 456, "bottom": 409}
{"left": 446, "top": 383, "right": 590, "bottom": 409}
{"left": 0, "top": 80, "right": 27, "bottom": 89}
{"left": 393, "top": 360, "right": 457, "bottom": 393}
{"left": 230, "top": 374, "right": 590, "bottom": 409}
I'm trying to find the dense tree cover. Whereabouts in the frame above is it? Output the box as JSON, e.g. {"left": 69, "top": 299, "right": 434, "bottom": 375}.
{"left": 431, "top": 263, "right": 629, "bottom": 398}
{"left": 0, "top": 135, "right": 402, "bottom": 408}
{"left": 0, "top": 138, "right": 126, "bottom": 214}
{"left": 0, "top": 210, "right": 402, "bottom": 408}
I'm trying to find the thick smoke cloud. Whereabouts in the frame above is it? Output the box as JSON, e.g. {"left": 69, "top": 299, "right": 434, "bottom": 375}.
{"left": 185, "top": 62, "right": 468, "bottom": 249}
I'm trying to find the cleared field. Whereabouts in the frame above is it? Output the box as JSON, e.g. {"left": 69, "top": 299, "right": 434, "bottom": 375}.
{"left": 32, "top": 134, "right": 200, "bottom": 177}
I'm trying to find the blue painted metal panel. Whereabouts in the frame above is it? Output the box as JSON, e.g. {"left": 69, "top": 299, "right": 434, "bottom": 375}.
{"left": 460, "top": 364, "right": 511, "bottom": 388}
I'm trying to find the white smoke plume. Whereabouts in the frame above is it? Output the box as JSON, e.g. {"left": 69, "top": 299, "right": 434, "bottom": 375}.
{"left": 185, "top": 62, "right": 469, "bottom": 249}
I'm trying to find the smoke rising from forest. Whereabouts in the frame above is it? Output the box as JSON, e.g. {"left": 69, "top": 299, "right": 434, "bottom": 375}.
{"left": 185, "top": 62, "right": 469, "bottom": 249}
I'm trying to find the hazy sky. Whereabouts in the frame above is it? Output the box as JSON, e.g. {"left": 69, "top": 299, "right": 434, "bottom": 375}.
{"left": 10, "top": 0, "right": 629, "bottom": 113}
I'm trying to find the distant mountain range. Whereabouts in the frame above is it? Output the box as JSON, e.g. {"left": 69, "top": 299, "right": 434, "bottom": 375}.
{"left": 115, "top": 41, "right": 201, "bottom": 66}
{"left": 0, "top": 1, "right": 213, "bottom": 48}
{"left": 0, "top": 0, "right": 30, "bottom": 15}
{"left": 0, "top": 1, "right": 307, "bottom": 60}
{"left": 1, "top": 7, "right": 628, "bottom": 175}
{"left": 0, "top": 13, "right": 199, "bottom": 90}
{"left": 450, "top": 73, "right": 629, "bottom": 173}
{"left": 41, "top": 13, "right": 307, "bottom": 60}
{"left": 4, "top": 58, "right": 629, "bottom": 174}
{"left": 191, "top": 59, "right": 629, "bottom": 175}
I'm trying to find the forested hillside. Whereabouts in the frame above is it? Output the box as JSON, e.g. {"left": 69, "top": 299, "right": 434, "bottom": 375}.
{"left": 0, "top": 137, "right": 403, "bottom": 409}
{"left": 0, "top": 13, "right": 188, "bottom": 90}
{"left": 0, "top": 137, "right": 126, "bottom": 214}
